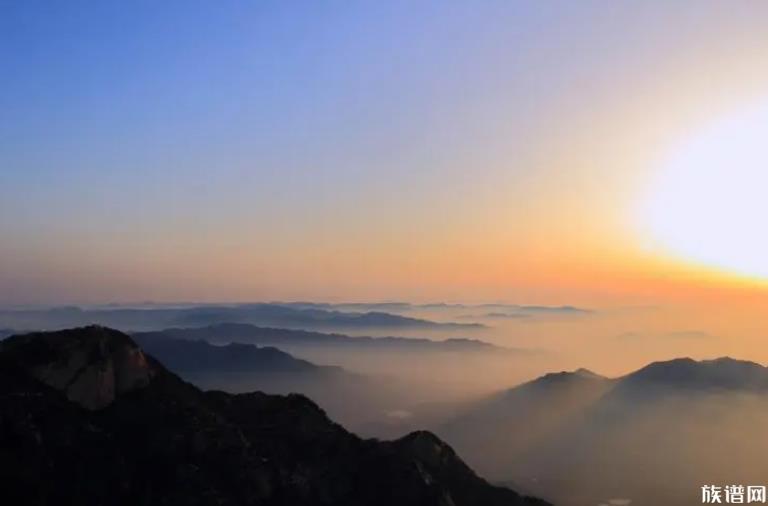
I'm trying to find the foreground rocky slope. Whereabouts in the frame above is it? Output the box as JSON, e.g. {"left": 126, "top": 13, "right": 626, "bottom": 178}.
{"left": 0, "top": 326, "right": 548, "bottom": 506}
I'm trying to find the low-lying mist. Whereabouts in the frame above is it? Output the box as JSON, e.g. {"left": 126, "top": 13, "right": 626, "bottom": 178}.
{"left": 4, "top": 300, "right": 768, "bottom": 506}
{"left": 436, "top": 371, "right": 768, "bottom": 506}
{"left": 183, "top": 347, "right": 550, "bottom": 437}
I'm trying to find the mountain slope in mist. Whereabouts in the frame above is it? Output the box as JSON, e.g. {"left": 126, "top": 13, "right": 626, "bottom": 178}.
{"left": 132, "top": 332, "right": 417, "bottom": 430}
{"left": 439, "top": 357, "right": 768, "bottom": 506}
{"left": 0, "top": 326, "right": 547, "bottom": 506}
{"left": 133, "top": 324, "right": 538, "bottom": 433}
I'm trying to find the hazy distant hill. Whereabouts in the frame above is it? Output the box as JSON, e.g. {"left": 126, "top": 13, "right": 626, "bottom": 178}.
{"left": 0, "top": 326, "right": 547, "bottom": 506}
{"left": 132, "top": 324, "right": 535, "bottom": 433}
{"left": 614, "top": 356, "right": 768, "bottom": 393}
{"left": 133, "top": 322, "right": 509, "bottom": 353}
{"left": 439, "top": 357, "right": 768, "bottom": 506}
{"left": 277, "top": 302, "right": 591, "bottom": 316}
{"left": 0, "top": 302, "right": 591, "bottom": 333}
{"left": 276, "top": 302, "right": 415, "bottom": 313}
{"left": 131, "top": 332, "right": 397, "bottom": 426}
{"left": 132, "top": 333, "right": 338, "bottom": 375}
{"left": 0, "top": 303, "right": 484, "bottom": 332}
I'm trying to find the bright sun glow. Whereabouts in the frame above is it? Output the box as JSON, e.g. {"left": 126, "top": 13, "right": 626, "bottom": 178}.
{"left": 639, "top": 99, "right": 768, "bottom": 279}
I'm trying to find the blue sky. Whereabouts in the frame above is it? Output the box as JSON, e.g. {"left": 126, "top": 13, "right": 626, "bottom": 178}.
{"left": 3, "top": 1, "right": 768, "bottom": 304}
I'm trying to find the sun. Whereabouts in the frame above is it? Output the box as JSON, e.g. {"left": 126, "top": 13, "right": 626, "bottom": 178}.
{"left": 637, "top": 99, "right": 768, "bottom": 279}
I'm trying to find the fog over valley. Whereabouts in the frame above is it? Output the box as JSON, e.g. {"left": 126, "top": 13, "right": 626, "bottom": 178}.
{"left": 3, "top": 300, "right": 768, "bottom": 505}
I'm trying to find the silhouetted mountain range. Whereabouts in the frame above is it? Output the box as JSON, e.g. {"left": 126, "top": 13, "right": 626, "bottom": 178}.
{"left": 0, "top": 326, "right": 547, "bottom": 506}
{"left": 0, "top": 304, "right": 484, "bottom": 333}
{"left": 439, "top": 357, "right": 768, "bottom": 506}
{"left": 132, "top": 333, "right": 341, "bottom": 375}
{"left": 0, "top": 302, "right": 595, "bottom": 332}
{"left": 275, "top": 302, "right": 416, "bottom": 312}
{"left": 132, "top": 325, "right": 531, "bottom": 433}
{"left": 131, "top": 333, "right": 401, "bottom": 428}
{"left": 133, "top": 322, "right": 511, "bottom": 353}
{"left": 276, "top": 302, "right": 591, "bottom": 315}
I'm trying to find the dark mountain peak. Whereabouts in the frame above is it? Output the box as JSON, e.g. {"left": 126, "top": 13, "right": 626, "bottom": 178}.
{"left": 573, "top": 367, "right": 602, "bottom": 378}
{"left": 396, "top": 430, "right": 459, "bottom": 465}
{"left": 391, "top": 430, "right": 549, "bottom": 505}
{"left": 1, "top": 325, "right": 156, "bottom": 409}
{"left": 132, "top": 332, "right": 325, "bottom": 375}
{"left": 205, "top": 389, "right": 343, "bottom": 442}
{"left": 486, "top": 367, "right": 612, "bottom": 409}
{"left": 621, "top": 356, "right": 768, "bottom": 391}
{"left": 704, "top": 356, "right": 764, "bottom": 368}
{"left": 0, "top": 326, "right": 547, "bottom": 506}
{"left": 527, "top": 367, "right": 607, "bottom": 388}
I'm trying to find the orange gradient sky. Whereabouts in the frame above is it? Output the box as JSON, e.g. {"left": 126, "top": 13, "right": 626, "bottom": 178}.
{"left": 3, "top": 1, "right": 768, "bottom": 308}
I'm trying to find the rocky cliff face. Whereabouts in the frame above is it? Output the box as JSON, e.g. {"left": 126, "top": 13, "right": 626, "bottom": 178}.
{"left": 0, "top": 326, "right": 549, "bottom": 506}
{"left": 2, "top": 326, "right": 154, "bottom": 409}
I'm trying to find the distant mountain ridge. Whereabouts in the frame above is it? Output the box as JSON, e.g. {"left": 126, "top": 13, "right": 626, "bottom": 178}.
{"left": 278, "top": 302, "right": 591, "bottom": 314}
{"left": 0, "top": 303, "right": 485, "bottom": 332}
{"left": 133, "top": 331, "right": 422, "bottom": 433}
{"left": 132, "top": 333, "right": 343, "bottom": 375}
{"left": 133, "top": 322, "right": 515, "bottom": 353}
{"left": 0, "top": 326, "right": 548, "bottom": 506}
{"left": 0, "top": 302, "right": 593, "bottom": 333}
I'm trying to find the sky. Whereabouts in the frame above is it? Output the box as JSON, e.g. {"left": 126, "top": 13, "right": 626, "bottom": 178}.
{"left": 3, "top": 1, "right": 768, "bottom": 306}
